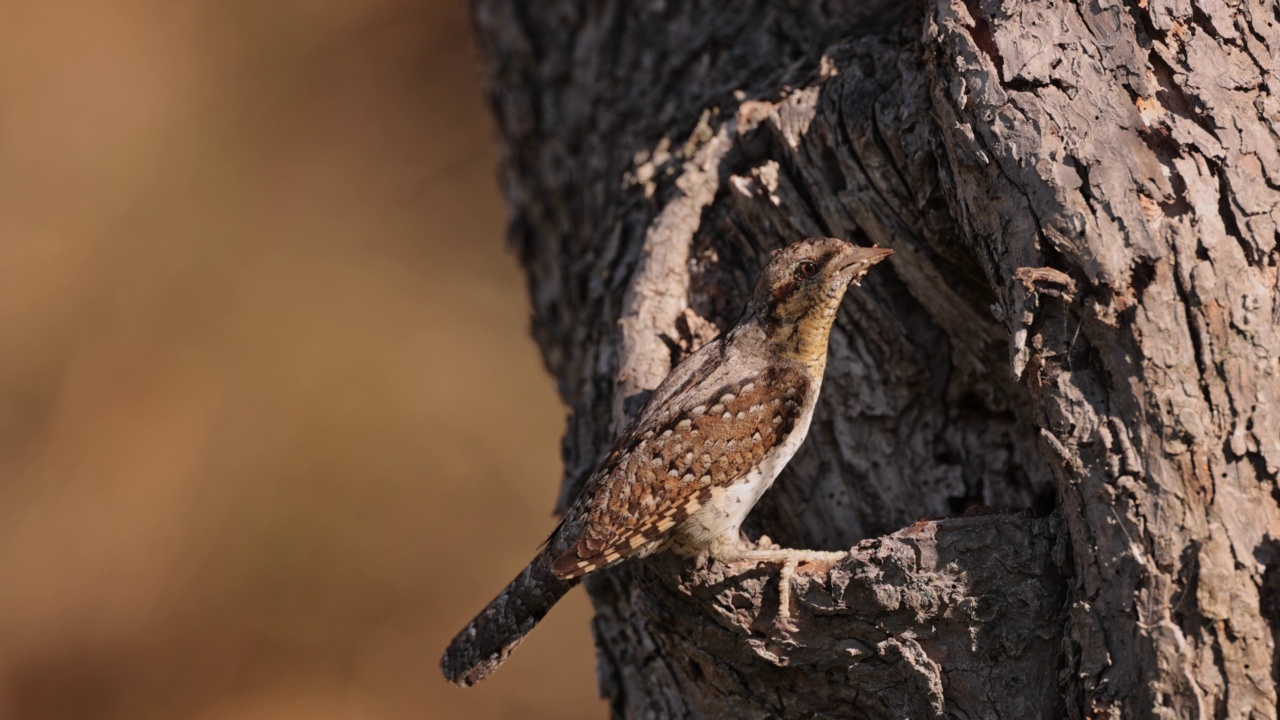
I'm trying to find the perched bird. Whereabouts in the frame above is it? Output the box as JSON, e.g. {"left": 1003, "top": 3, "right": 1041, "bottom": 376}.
{"left": 441, "top": 237, "right": 893, "bottom": 687}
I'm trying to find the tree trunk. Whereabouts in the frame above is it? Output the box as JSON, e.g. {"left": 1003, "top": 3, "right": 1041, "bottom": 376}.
{"left": 469, "top": 0, "right": 1280, "bottom": 717}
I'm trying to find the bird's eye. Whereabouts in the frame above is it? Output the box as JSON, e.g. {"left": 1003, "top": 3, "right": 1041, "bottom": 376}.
{"left": 795, "top": 261, "right": 819, "bottom": 278}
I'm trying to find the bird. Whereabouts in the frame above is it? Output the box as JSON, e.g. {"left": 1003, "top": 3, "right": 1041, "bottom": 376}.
{"left": 440, "top": 237, "right": 893, "bottom": 687}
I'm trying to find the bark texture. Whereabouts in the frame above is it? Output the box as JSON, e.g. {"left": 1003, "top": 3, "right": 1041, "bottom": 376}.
{"left": 469, "top": 0, "right": 1280, "bottom": 717}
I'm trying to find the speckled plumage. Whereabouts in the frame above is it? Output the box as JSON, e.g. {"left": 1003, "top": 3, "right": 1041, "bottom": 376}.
{"left": 553, "top": 363, "right": 810, "bottom": 577}
{"left": 441, "top": 238, "right": 892, "bottom": 687}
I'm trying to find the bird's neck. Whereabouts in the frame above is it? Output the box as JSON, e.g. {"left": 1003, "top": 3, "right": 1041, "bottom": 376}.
{"left": 738, "top": 294, "right": 843, "bottom": 372}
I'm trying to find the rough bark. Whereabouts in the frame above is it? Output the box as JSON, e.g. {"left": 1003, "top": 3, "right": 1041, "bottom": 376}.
{"left": 469, "top": 0, "right": 1280, "bottom": 717}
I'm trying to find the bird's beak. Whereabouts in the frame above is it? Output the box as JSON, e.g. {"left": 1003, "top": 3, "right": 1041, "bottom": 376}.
{"left": 839, "top": 246, "right": 893, "bottom": 286}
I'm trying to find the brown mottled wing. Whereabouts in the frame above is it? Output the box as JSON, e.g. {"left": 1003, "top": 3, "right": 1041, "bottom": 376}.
{"left": 551, "top": 365, "right": 810, "bottom": 579}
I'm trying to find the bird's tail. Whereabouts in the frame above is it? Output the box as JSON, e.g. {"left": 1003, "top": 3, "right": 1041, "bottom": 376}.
{"left": 440, "top": 549, "right": 579, "bottom": 686}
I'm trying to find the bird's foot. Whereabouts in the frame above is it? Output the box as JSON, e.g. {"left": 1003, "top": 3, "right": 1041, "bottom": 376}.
{"left": 712, "top": 538, "right": 847, "bottom": 633}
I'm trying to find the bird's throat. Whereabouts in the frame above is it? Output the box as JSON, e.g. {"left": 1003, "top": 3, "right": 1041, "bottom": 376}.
{"left": 768, "top": 296, "right": 841, "bottom": 369}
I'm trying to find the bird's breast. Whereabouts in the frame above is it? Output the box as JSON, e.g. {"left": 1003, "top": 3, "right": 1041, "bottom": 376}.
{"left": 669, "top": 398, "right": 817, "bottom": 551}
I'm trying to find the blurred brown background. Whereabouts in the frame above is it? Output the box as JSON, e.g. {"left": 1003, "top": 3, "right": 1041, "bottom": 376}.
{"left": 0, "top": 2, "right": 602, "bottom": 718}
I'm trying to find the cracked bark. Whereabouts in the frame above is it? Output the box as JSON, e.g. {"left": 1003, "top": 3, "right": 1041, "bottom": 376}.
{"left": 469, "top": 0, "right": 1280, "bottom": 717}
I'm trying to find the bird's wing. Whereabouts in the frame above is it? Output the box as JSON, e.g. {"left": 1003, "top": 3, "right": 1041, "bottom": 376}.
{"left": 551, "top": 362, "right": 810, "bottom": 579}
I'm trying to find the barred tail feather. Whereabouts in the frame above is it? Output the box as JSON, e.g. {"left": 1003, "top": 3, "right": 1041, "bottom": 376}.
{"left": 440, "top": 550, "right": 578, "bottom": 686}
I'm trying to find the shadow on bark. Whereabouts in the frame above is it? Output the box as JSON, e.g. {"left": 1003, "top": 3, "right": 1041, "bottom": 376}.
{"left": 607, "top": 514, "right": 1067, "bottom": 719}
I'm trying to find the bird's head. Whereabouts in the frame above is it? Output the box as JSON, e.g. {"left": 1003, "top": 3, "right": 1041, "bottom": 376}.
{"left": 741, "top": 238, "right": 893, "bottom": 364}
